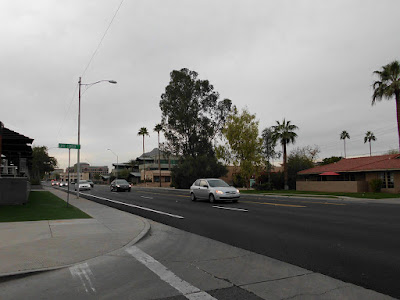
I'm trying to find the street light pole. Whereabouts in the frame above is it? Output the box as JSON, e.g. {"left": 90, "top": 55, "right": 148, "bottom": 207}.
{"left": 107, "top": 149, "right": 118, "bottom": 181}
{"left": 76, "top": 78, "right": 117, "bottom": 199}
{"left": 77, "top": 77, "right": 82, "bottom": 199}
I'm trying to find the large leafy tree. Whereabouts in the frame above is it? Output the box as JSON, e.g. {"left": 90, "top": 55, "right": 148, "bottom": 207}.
{"left": 287, "top": 147, "right": 315, "bottom": 190}
{"left": 372, "top": 61, "right": 400, "bottom": 150}
{"left": 321, "top": 156, "right": 342, "bottom": 165}
{"left": 364, "top": 131, "right": 376, "bottom": 156}
{"left": 31, "top": 146, "right": 57, "bottom": 180}
{"left": 159, "top": 68, "right": 233, "bottom": 157}
{"left": 138, "top": 127, "right": 149, "bottom": 182}
{"left": 217, "top": 108, "right": 263, "bottom": 188}
{"left": 159, "top": 68, "right": 232, "bottom": 188}
{"left": 340, "top": 130, "right": 350, "bottom": 158}
{"left": 271, "top": 119, "right": 298, "bottom": 190}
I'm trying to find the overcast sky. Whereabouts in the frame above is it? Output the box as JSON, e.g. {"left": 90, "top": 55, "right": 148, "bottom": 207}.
{"left": 2, "top": 0, "right": 400, "bottom": 171}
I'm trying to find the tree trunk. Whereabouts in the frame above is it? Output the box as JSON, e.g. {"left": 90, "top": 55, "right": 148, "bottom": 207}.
{"left": 396, "top": 95, "right": 400, "bottom": 152}
{"left": 143, "top": 135, "right": 146, "bottom": 184}
{"left": 344, "top": 139, "right": 346, "bottom": 158}
{"left": 283, "top": 142, "right": 288, "bottom": 190}
{"left": 158, "top": 132, "right": 161, "bottom": 187}
{"left": 369, "top": 141, "right": 372, "bottom": 156}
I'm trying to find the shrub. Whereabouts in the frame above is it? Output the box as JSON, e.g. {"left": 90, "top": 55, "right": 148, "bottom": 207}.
{"left": 30, "top": 178, "right": 41, "bottom": 185}
{"left": 254, "top": 182, "right": 272, "bottom": 191}
{"left": 369, "top": 179, "right": 382, "bottom": 193}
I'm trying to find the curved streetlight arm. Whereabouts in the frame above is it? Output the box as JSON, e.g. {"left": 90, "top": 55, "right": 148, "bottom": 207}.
{"left": 81, "top": 80, "right": 117, "bottom": 86}
{"left": 107, "top": 149, "right": 119, "bottom": 180}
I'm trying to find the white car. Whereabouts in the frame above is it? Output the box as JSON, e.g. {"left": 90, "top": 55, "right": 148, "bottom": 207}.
{"left": 74, "top": 180, "right": 92, "bottom": 191}
{"left": 190, "top": 178, "right": 240, "bottom": 203}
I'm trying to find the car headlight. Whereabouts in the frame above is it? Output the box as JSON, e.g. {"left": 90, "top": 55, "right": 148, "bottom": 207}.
{"left": 236, "top": 189, "right": 240, "bottom": 193}
{"left": 117, "top": 185, "right": 120, "bottom": 187}
{"left": 215, "top": 190, "right": 224, "bottom": 195}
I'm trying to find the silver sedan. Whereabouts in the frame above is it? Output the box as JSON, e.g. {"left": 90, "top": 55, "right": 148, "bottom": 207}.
{"left": 190, "top": 178, "right": 240, "bottom": 203}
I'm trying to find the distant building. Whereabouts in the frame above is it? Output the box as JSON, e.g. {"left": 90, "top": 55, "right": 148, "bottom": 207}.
{"left": 59, "top": 172, "right": 89, "bottom": 182}
{"left": 67, "top": 163, "right": 108, "bottom": 180}
{"left": 137, "top": 148, "right": 179, "bottom": 185}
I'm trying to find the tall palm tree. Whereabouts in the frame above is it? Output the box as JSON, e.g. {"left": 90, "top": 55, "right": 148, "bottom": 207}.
{"left": 372, "top": 61, "right": 400, "bottom": 150}
{"left": 154, "top": 124, "right": 163, "bottom": 187}
{"left": 138, "top": 127, "right": 149, "bottom": 184}
{"left": 271, "top": 119, "right": 298, "bottom": 190}
{"left": 364, "top": 131, "right": 376, "bottom": 156}
{"left": 340, "top": 130, "right": 350, "bottom": 158}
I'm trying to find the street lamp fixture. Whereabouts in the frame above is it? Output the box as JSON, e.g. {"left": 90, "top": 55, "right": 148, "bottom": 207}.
{"left": 76, "top": 77, "right": 117, "bottom": 199}
{"left": 107, "top": 148, "right": 118, "bottom": 181}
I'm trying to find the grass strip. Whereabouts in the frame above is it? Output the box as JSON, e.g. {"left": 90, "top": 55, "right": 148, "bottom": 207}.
{"left": 0, "top": 191, "right": 91, "bottom": 222}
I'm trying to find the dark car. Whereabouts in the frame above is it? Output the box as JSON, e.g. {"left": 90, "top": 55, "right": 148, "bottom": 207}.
{"left": 110, "top": 179, "right": 131, "bottom": 192}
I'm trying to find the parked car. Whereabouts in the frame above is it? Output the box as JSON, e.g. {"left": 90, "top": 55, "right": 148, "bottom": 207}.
{"left": 87, "top": 180, "right": 94, "bottom": 188}
{"left": 74, "top": 180, "right": 92, "bottom": 191}
{"left": 110, "top": 179, "right": 132, "bottom": 192}
{"left": 190, "top": 178, "right": 240, "bottom": 203}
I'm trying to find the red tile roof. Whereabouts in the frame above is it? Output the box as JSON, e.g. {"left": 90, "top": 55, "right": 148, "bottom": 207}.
{"left": 298, "top": 154, "right": 400, "bottom": 175}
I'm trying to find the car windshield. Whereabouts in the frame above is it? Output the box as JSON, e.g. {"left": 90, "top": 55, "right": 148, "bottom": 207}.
{"left": 115, "top": 180, "right": 128, "bottom": 184}
{"left": 79, "top": 180, "right": 88, "bottom": 183}
{"left": 208, "top": 179, "right": 230, "bottom": 187}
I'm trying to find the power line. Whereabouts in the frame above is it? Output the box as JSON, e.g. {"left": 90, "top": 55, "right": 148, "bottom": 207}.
{"left": 56, "top": 1, "right": 125, "bottom": 143}
{"left": 81, "top": 0, "right": 125, "bottom": 77}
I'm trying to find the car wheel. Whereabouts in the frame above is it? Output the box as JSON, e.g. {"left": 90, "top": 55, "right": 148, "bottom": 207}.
{"left": 209, "top": 194, "right": 215, "bottom": 203}
{"left": 128, "top": 188, "right": 131, "bottom": 192}
{"left": 191, "top": 193, "right": 196, "bottom": 201}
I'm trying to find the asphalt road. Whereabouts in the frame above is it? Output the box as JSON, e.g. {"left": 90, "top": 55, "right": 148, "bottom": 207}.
{"left": 62, "top": 185, "right": 400, "bottom": 298}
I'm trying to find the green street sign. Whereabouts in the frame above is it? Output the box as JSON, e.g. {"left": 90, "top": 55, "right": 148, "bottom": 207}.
{"left": 58, "top": 143, "right": 81, "bottom": 149}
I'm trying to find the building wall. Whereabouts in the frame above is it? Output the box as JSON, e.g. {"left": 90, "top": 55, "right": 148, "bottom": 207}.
{"left": 365, "top": 171, "right": 400, "bottom": 193}
{"left": 296, "top": 181, "right": 369, "bottom": 193}
{"left": 59, "top": 172, "right": 89, "bottom": 182}
{"left": 0, "top": 177, "right": 30, "bottom": 205}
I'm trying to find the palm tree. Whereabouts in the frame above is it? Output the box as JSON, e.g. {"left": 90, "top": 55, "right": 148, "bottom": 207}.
{"left": 138, "top": 127, "right": 149, "bottom": 184}
{"left": 271, "top": 119, "right": 298, "bottom": 190}
{"left": 372, "top": 61, "right": 400, "bottom": 150}
{"left": 340, "top": 130, "right": 350, "bottom": 158}
{"left": 364, "top": 131, "right": 376, "bottom": 156}
{"left": 154, "top": 124, "right": 163, "bottom": 187}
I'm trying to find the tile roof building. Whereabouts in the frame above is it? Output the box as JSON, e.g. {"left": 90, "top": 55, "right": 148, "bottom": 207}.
{"left": 297, "top": 154, "right": 400, "bottom": 194}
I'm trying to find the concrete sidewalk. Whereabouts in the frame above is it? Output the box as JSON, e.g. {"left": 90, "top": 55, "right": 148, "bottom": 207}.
{"left": 0, "top": 187, "right": 149, "bottom": 277}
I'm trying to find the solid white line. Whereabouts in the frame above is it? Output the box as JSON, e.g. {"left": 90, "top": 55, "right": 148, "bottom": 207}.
{"left": 141, "top": 196, "right": 154, "bottom": 199}
{"left": 80, "top": 193, "right": 184, "bottom": 219}
{"left": 212, "top": 205, "right": 248, "bottom": 212}
{"left": 126, "top": 246, "right": 217, "bottom": 300}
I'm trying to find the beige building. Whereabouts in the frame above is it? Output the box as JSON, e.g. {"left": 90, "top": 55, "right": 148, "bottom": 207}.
{"left": 59, "top": 172, "right": 89, "bottom": 182}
